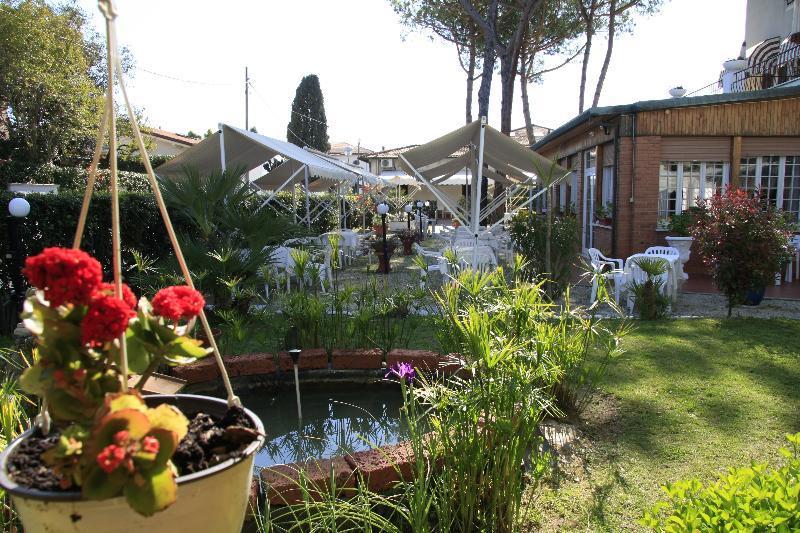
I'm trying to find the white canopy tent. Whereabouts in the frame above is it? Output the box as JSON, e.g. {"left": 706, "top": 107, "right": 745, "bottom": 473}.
{"left": 156, "top": 123, "right": 380, "bottom": 228}
{"left": 397, "top": 118, "right": 569, "bottom": 267}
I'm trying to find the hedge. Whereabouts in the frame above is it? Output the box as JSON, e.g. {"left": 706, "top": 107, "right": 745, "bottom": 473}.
{"left": 0, "top": 163, "right": 153, "bottom": 193}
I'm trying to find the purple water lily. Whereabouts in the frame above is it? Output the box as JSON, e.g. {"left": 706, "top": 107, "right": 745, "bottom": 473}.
{"left": 386, "top": 361, "right": 416, "bottom": 383}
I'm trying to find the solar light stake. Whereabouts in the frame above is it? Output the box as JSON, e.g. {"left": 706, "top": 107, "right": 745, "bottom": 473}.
{"left": 289, "top": 348, "right": 302, "bottom": 420}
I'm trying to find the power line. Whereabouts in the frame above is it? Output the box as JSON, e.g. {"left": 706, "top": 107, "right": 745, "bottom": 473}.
{"left": 246, "top": 80, "right": 308, "bottom": 146}
{"left": 137, "top": 67, "right": 234, "bottom": 87}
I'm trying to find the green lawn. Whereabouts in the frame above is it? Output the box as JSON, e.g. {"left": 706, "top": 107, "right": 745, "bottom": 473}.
{"left": 528, "top": 318, "right": 800, "bottom": 531}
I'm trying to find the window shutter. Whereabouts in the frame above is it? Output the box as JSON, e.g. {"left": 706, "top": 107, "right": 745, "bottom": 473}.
{"left": 741, "top": 137, "right": 800, "bottom": 157}
{"left": 660, "top": 137, "right": 730, "bottom": 161}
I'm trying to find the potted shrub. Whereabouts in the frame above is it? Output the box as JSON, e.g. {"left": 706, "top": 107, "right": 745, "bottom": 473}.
{"left": 399, "top": 229, "right": 417, "bottom": 255}
{"left": 665, "top": 209, "right": 698, "bottom": 281}
{"left": 370, "top": 237, "right": 398, "bottom": 274}
{"left": 691, "top": 188, "right": 793, "bottom": 316}
{"left": 0, "top": 248, "right": 264, "bottom": 532}
{"left": 594, "top": 202, "right": 613, "bottom": 226}
{"left": 629, "top": 257, "right": 671, "bottom": 320}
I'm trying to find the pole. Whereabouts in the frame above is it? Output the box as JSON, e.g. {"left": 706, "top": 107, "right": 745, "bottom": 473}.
{"left": 6, "top": 216, "right": 24, "bottom": 312}
{"left": 303, "top": 166, "right": 311, "bottom": 230}
{"left": 245, "top": 66, "right": 249, "bottom": 130}
{"left": 473, "top": 117, "right": 487, "bottom": 270}
{"left": 407, "top": 212, "right": 411, "bottom": 230}
{"left": 381, "top": 213, "right": 389, "bottom": 274}
{"left": 289, "top": 349, "right": 302, "bottom": 420}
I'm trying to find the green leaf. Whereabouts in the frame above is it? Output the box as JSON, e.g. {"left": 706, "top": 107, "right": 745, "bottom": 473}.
{"left": 123, "top": 465, "right": 177, "bottom": 516}
{"left": 146, "top": 405, "right": 189, "bottom": 442}
{"left": 19, "top": 365, "right": 45, "bottom": 395}
{"left": 125, "top": 331, "right": 152, "bottom": 375}
{"left": 82, "top": 466, "right": 128, "bottom": 501}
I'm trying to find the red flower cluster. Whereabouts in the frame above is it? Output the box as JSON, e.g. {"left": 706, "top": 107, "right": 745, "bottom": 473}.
{"left": 81, "top": 294, "right": 136, "bottom": 347}
{"left": 151, "top": 285, "right": 205, "bottom": 321}
{"left": 23, "top": 247, "right": 102, "bottom": 307}
{"left": 96, "top": 431, "right": 160, "bottom": 474}
{"left": 92, "top": 282, "right": 138, "bottom": 310}
{"left": 97, "top": 444, "right": 127, "bottom": 474}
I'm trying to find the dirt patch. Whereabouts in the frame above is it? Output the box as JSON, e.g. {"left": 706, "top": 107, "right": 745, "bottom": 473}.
{"left": 8, "top": 406, "right": 259, "bottom": 491}
{"left": 172, "top": 406, "right": 259, "bottom": 475}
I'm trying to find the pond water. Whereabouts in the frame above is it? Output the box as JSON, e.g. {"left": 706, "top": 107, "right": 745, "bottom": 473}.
{"left": 234, "top": 384, "right": 409, "bottom": 468}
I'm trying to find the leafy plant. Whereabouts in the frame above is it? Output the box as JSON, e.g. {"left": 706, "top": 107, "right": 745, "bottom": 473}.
{"left": 508, "top": 210, "right": 579, "bottom": 298}
{"left": 641, "top": 433, "right": 800, "bottom": 531}
{"left": 16, "top": 247, "right": 212, "bottom": 515}
{"left": 630, "top": 257, "right": 670, "bottom": 320}
{"left": 667, "top": 207, "right": 699, "bottom": 237}
{"left": 691, "top": 187, "right": 793, "bottom": 316}
{"left": 159, "top": 167, "right": 304, "bottom": 317}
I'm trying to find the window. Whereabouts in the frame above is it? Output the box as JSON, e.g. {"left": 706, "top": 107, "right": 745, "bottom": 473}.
{"left": 601, "top": 166, "right": 614, "bottom": 206}
{"left": 740, "top": 155, "right": 800, "bottom": 222}
{"left": 658, "top": 161, "right": 729, "bottom": 222}
{"left": 585, "top": 149, "right": 596, "bottom": 170}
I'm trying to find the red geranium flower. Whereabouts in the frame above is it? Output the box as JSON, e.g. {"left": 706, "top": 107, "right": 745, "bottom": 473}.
{"left": 23, "top": 247, "right": 102, "bottom": 307}
{"left": 92, "top": 282, "right": 138, "bottom": 310}
{"left": 80, "top": 295, "right": 136, "bottom": 347}
{"left": 151, "top": 285, "right": 205, "bottom": 321}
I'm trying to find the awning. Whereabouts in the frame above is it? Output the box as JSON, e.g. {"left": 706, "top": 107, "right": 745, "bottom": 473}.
{"left": 156, "top": 123, "right": 356, "bottom": 182}
{"left": 378, "top": 170, "right": 419, "bottom": 186}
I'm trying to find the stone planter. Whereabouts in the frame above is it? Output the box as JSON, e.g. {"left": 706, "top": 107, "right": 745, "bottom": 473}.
{"left": 665, "top": 235, "right": 693, "bottom": 281}
{"left": 0, "top": 394, "right": 265, "bottom": 533}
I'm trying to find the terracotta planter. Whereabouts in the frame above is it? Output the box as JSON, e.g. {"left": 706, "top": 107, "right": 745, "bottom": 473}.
{"left": 0, "top": 394, "right": 265, "bottom": 533}
{"left": 401, "top": 238, "right": 414, "bottom": 256}
{"left": 376, "top": 251, "right": 392, "bottom": 273}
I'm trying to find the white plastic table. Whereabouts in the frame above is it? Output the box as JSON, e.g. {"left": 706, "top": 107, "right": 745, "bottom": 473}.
{"left": 625, "top": 253, "right": 680, "bottom": 300}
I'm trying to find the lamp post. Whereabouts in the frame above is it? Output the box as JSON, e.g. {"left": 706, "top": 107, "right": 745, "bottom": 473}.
{"left": 404, "top": 203, "right": 413, "bottom": 230}
{"left": 424, "top": 200, "right": 431, "bottom": 236}
{"left": 284, "top": 325, "right": 302, "bottom": 420}
{"left": 416, "top": 201, "right": 424, "bottom": 240}
{"left": 7, "top": 197, "right": 30, "bottom": 313}
{"left": 377, "top": 202, "right": 390, "bottom": 274}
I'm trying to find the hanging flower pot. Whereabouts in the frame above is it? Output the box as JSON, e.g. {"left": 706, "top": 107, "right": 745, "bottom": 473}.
{"left": 0, "top": 394, "right": 264, "bottom": 533}
{"left": 0, "top": 248, "right": 264, "bottom": 532}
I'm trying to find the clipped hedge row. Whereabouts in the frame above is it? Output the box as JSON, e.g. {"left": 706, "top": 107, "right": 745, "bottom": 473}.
{"left": 0, "top": 163, "right": 153, "bottom": 193}
{"left": 0, "top": 190, "right": 172, "bottom": 281}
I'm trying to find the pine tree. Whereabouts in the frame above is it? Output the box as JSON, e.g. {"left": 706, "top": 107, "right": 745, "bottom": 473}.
{"left": 286, "top": 74, "right": 330, "bottom": 152}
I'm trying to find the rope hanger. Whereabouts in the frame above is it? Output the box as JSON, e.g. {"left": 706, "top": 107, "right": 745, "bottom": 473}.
{"left": 70, "top": 0, "right": 240, "bottom": 409}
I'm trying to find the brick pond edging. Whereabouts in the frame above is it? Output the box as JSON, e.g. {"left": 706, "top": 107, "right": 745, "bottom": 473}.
{"left": 172, "top": 348, "right": 464, "bottom": 508}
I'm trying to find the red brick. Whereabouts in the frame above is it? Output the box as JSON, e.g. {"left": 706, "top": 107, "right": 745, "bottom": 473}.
{"left": 228, "top": 353, "right": 277, "bottom": 377}
{"left": 345, "top": 441, "right": 415, "bottom": 493}
{"left": 172, "top": 357, "right": 220, "bottom": 384}
{"left": 331, "top": 348, "right": 382, "bottom": 370}
{"left": 278, "top": 348, "right": 328, "bottom": 371}
{"left": 386, "top": 349, "right": 441, "bottom": 373}
{"left": 260, "top": 457, "right": 355, "bottom": 505}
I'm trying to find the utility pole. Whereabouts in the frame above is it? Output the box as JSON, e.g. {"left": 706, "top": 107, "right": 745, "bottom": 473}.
{"left": 245, "top": 66, "right": 249, "bottom": 130}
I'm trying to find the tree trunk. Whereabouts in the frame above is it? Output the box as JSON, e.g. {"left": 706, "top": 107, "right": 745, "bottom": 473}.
{"left": 499, "top": 55, "right": 515, "bottom": 135}
{"left": 578, "top": 2, "right": 596, "bottom": 113}
{"left": 520, "top": 58, "right": 535, "bottom": 145}
{"left": 592, "top": 0, "right": 616, "bottom": 108}
{"left": 466, "top": 42, "right": 476, "bottom": 124}
{"left": 476, "top": 39, "right": 495, "bottom": 118}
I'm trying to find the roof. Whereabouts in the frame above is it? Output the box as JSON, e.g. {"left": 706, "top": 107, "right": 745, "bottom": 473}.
{"left": 533, "top": 85, "right": 800, "bottom": 151}
{"left": 146, "top": 128, "right": 200, "bottom": 146}
{"left": 510, "top": 124, "right": 552, "bottom": 146}
{"left": 361, "top": 145, "right": 419, "bottom": 159}
{"left": 328, "top": 141, "right": 374, "bottom": 156}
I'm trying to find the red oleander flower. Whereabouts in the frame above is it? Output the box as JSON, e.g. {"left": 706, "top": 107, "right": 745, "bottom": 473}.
{"left": 92, "top": 282, "right": 137, "bottom": 310}
{"left": 80, "top": 295, "right": 136, "bottom": 347}
{"left": 97, "top": 444, "right": 126, "bottom": 474}
{"left": 142, "top": 436, "right": 160, "bottom": 454}
{"left": 23, "top": 247, "right": 102, "bottom": 307}
{"left": 151, "top": 285, "right": 205, "bottom": 321}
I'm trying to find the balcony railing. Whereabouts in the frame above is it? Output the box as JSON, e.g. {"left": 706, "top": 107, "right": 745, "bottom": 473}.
{"left": 686, "top": 41, "right": 800, "bottom": 98}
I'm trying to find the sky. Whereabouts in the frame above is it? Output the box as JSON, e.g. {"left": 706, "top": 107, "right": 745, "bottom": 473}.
{"left": 77, "top": 0, "right": 747, "bottom": 150}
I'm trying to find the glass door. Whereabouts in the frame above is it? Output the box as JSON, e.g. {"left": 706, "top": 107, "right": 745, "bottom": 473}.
{"left": 582, "top": 150, "right": 597, "bottom": 251}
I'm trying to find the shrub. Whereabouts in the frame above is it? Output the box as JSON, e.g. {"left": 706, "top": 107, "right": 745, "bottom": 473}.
{"left": 630, "top": 257, "right": 670, "bottom": 320}
{"left": 641, "top": 433, "right": 800, "bottom": 531}
{"left": 508, "top": 210, "right": 579, "bottom": 297}
{"left": 0, "top": 162, "right": 152, "bottom": 193}
{"left": 691, "top": 187, "right": 793, "bottom": 316}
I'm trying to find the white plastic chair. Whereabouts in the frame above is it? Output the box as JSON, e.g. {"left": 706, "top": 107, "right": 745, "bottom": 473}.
{"left": 587, "top": 248, "right": 623, "bottom": 304}
{"left": 785, "top": 235, "right": 800, "bottom": 282}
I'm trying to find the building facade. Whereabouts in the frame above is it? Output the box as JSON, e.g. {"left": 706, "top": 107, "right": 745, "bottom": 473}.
{"left": 533, "top": 87, "right": 800, "bottom": 272}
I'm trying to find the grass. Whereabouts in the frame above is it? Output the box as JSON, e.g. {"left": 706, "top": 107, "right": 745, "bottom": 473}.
{"left": 527, "top": 317, "right": 800, "bottom": 531}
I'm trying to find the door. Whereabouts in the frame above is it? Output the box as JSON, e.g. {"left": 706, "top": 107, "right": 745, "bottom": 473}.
{"left": 582, "top": 149, "right": 597, "bottom": 252}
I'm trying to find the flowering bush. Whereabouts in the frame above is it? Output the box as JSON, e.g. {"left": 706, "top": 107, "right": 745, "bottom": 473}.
{"left": 691, "top": 188, "right": 793, "bottom": 316}
{"left": 17, "top": 247, "right": 210, "bottom": 515}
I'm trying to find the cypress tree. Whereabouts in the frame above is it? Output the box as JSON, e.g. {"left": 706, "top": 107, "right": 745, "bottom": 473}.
{"left": 286, "top": 74, "right": 330, "bottom": 152}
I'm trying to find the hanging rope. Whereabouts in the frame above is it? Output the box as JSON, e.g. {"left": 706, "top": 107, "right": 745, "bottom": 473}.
{"left": 67, "top": 0, "right": 240, "bottom": 408}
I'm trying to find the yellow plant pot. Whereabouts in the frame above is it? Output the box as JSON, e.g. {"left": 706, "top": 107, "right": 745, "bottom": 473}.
{"left": 0, "top": 394, "right": 265, "bottom": 533}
